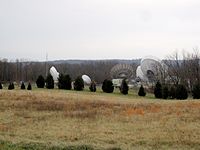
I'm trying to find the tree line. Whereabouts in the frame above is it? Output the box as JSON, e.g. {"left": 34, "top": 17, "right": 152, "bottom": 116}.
{"left": 0, "top": 59, "right": 138, "bottom": 83}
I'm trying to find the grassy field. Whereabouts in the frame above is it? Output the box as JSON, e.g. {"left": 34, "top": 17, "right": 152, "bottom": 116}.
{"left": 0, "top": 87, "right": 200, "bottom": 150}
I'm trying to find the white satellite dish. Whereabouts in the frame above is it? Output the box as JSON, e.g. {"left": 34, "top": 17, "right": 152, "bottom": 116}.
{"left": 82, "top": 75, "right": 91, "bottom": 84}
{"left": 136, "top": 66, "right": 148, "bottom": 82}
{"left": 50, "top": 66, "right": 59, "bottom": 83}
{"left": 140, "top": 56, "right": 162, "bottom": 77}
{"left": 137, "top": 56, "right": 167, "bottom": 82}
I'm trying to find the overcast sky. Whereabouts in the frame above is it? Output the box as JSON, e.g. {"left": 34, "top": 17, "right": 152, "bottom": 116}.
{"left": 0, "top": 0, "right": 200, "bottom": 61}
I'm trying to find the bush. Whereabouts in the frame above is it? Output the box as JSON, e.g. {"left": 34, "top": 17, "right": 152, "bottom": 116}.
{"left": 138, "top": 85, "right": 146, "bottom": 96}
{"left": 120, "top": 79, "right": 129, "bottom": 95}
{"left": 21, "top": 82, "right": 26, "bottom": 90}
{"left": 102, "top": 79, "right": 114, "bottom": 93}
{"left": 0, "top": 82, "right": 2, "bottom": 89}
{"left": 162, "top": 86, "right": 169, "bottom": 99}
{"left": 89, "top": 81, "right": 96, "bottom": 92}
{"left": 192, "top": 84, "right": 200, "bottom": 99}
{"left": 58, "top": 73, "right": 65, "bottom": 89}
{"left": 46, "top": 74, "right": 54, "bottom": 89}
{"left": 36, "top": 75, "right": 45, "bottom": 88}
{"left": 168, "top": 86, "right": 176, "bottom": 99}
{"left": 27, "top": 83, "right": 32, "bottom": 90}
{"left": 58, "top": 74, "right": 72, "bottom": 90}
{"left": 154, "top": 81, "right": 162, "bottom": 98}
{"left": 74, "top": 76, "right": 84, "bottom": 91}
{"left": 176, "top": 84, "right": 188, "bottom": 100}
{"left": 8, "top": 82, "right": 14, "bottom": 90}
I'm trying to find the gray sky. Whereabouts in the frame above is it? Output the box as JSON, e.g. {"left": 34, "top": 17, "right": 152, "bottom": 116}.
{"left": 0, "top": 0, "right": 200, "bottom": 61}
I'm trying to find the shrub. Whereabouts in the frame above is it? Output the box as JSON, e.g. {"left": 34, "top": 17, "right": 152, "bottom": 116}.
{"left": 162, "top": 86, "right": 169, "bottom": 99}
{"left": 102, "top": 79, "right": 114, "bottom": 93}
{"left": 192, "top": 83, "right": 200, "bottom": 99}
{"left": 36, "top": 75, "right": 45, "bottom": 88}
{"left": 8, "top": 82, "right": 14, "bottom": 90}
{"left": 58, "top": 73, "right": 65, "bottom": 89}
{"left": 89, "top": 81, "right": 96, "bottom": 92}
{"left": 168, "top": 86, "right": 176, "bottom": 99}
{"left": 154, "top": 81, "right": 162, "bottom": 98}
{"left": 21, "top": 82, "right": 26, "bottom": 90}
{"left": 120, "top": 79, "right": 129, "bottom": 95}
{"left": 138, "top": 85, "right": 146, "bottom": 96}
{"left": 64, "top": 74, "right": 72, "bottom": 90}
{"left": 46, "top": 74, "right": 54, "bottom": 89}
{"left": 74, "top": 76, "right": 84, "bottom": 91}
{"left": 58, "top": 74, "right": 72, "bottom": 90}
{"left": 27, "top": 83, "right": 32, "bottom": 90}
{"left": 176, "top": 84, "right": 188, "bottom": 100}
{"left": 0, "top": 82, "right": 2, "bottom": 89}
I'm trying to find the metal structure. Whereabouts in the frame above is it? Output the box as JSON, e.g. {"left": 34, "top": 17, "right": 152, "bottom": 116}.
{"left": 136, "top": 56, "right": 167, "bottom": 83}
{"left": 110, "top": 64, "right": 134, "bottom": 79}
{"left": 50, "top": 66, "right": 59, "bottom": 83}
{"left": 82, "top": 74, "right": 92, "bottom": 85}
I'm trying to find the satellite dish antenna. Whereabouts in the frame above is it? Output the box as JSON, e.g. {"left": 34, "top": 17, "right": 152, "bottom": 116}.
{"left": 50, "top": 66, "right": 59, "bottom": 83}
{"left": 136, "top": 66, "right": 148, "bottom": 82}
{"left": 82, "top": 75, "right": 91, "bottom": 84}
{"left": 140, "top": 56, "right": 162, "bottom": 77}
{"left": 137, "top": 56, "right": 167, "bottom": 83}
{"left": 110, "top": 64, "right": 133, "bottom": 79}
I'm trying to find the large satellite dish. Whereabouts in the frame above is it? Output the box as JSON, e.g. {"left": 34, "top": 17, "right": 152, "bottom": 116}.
{"left": 136, "top": 66, "right": 148, "bottom": 82}
{"left": 50, "top": 66, "right": 59, "bottom": 83}
{"left": 136, "top": 56, "right": 167, "bottom": 82}
{"left": 110, "top": 64, "right": 133, "bottom": 79}
{"left": 82, "top": 75, "right": 91, "bottom": 84}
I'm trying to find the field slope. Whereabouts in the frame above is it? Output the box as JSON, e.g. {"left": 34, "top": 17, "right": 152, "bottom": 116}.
{"left": 0, "top": 89, "right": 200, "bottom": 150}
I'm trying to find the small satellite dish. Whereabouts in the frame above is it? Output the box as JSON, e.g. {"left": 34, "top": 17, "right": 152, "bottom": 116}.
{"left": 82, "top": 75, "right": 91, "bottom": 84}
{"left": 50, "top": 66, "right": 59, "bottom": 82}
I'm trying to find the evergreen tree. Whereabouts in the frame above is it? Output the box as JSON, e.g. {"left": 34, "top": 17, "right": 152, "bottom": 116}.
{"left": 138, "top": 85, "right": 146, "bottom": 96}
{"left": 168, "top": 86, "right": 176, "bottom": 99}
{"left": 176, "top": 84, "right": 188, "bottom": 100}
{"left": 46, "top": 74, "right": 54, "bottom": 89}
{"left": 162, "top": 86, "right": 169, "bottom": 99}
{"left": 154, "top": 81, "right": 162, "bottom": 98}
{"left": 8, "top": 82, "right": 14, "bottom": 90}
{"left": 21, "top": 82, "right": 26, "bottom": 90}
{"left": 120, "top": 79, "right": 129, "bottom": 95}
{"left": 0, "top": 82, "right": 2, "bottom": 89}
{"left": 58, "top": 74, "right": 72, "bottom": 90}
{"left": 89, "top": 81, "right": 96, "bottom": 92}
{"left": 36, "top": 75, "right": 45, "bottom": 88}
{"left": 74, "top": 76, "right": 84, "bottom": 91}
{"left": 192, "top": 83, "right": 200, "bottom": 99}
{"left": 64, "top": 74, "right": 72, "bottom": 90}
{"left": 102, "top": 79, "right": 114, "bottom": 93}
{"left": 58, "top": 73, "right": 65, "bottom": 89}
{"left": 27, "top": 82, "right": 32, "bottom": 90}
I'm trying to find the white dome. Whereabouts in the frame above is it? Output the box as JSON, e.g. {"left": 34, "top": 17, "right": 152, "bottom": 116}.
{"left": 82, "top": 75, "right": 91, "bottom": 84}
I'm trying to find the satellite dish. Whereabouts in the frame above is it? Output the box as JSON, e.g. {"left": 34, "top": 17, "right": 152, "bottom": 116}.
{"left": 140, "top": 56, "right": 162, "bottom": 78}
{"left": 50, "top": 66, "right": 59, "bottom": 82}
{"left": 136, "top": 66, "right": 148, "bottom": 82}
{"left": 82, "top": 75, "right": 91, "bottom": 84}
{"left": 110, "top": 64, "right": 133, "bottom": 79}
{"left": 137, "top": 56, "right": 167, "bottom": 82}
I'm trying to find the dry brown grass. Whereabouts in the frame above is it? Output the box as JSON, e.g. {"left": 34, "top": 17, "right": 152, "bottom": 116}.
{"left": 0, "top": 89, "right": 200, "bottom": 149}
